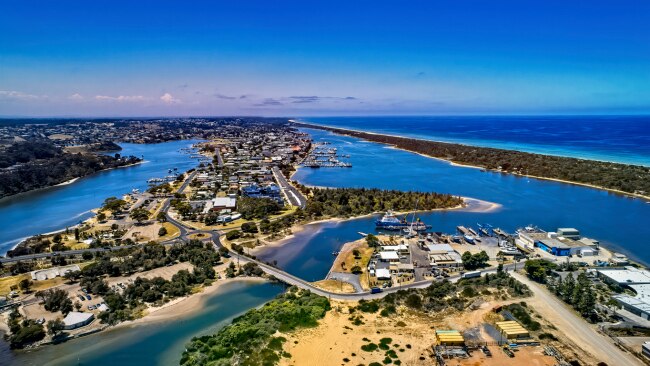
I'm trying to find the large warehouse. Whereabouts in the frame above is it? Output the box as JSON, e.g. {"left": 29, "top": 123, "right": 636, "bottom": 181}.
{"left": 597, "top": 267, "right": 650, "bottom": 319}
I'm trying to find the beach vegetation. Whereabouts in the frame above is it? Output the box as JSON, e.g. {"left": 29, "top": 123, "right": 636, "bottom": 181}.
{"left": 180, "top": 287, "right": 330, "bottom": 366}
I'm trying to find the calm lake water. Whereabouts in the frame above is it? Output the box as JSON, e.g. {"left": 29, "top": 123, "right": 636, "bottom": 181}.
{"left": 300, "top": 116, "right": 650, "bottom": 166}
{"left": 259, "top": 127, "right": 650, "bottom": 276}
{"left": 7, "top": 281, "right": 283, "bottom": 366}
{"left": 0, "top": 139, "right": 203, "bottom": 255}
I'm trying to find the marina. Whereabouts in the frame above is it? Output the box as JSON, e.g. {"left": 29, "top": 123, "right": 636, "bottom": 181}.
{"left": 301, "top": 143, "right": 352, "bottom": 168}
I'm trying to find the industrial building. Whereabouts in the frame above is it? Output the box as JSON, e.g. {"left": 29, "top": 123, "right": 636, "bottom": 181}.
{"left": 598, "top": 267, "right": 650, "bottom": 319}
{"left": 517, "top": 226, "right": 598, "bottom": 257}
{"left": 427, "top": 244, "right": 463, "bottom": 268}
{"left": 496, "top": 321, "right": 530, "bottom": 339}
{"left": 435, "top": 330, "right": 465, "bottom": 346}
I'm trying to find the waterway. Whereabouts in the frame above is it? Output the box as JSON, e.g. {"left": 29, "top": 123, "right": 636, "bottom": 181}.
{"left": 0, "top": 139, "right": 203, "bottom": 255}
{"left": 3, "top": 123, "right": 650, "bottom": 365}
{"left": 258, "top": 127, "right": 650, "bottom": 278}
{"left": 6, "top": 281, "right": 283, "bottom": 366}
{"left": 299, "top": 116, "right": 650, "bottom": 167}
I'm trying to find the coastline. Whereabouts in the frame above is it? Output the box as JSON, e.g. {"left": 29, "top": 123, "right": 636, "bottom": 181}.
{"left": 122, "top": 277, "right": 268, "bottom": 327}
{"left": 293, "top": 121, "right": 650, "bottom": 202}
{"left": 250, "top": 196, "right": 498, "bottom": 257}
{"left": 0, "top": 160, "right": 146, "bottom": 204}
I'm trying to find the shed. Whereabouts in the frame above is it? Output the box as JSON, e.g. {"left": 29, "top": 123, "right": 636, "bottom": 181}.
{"left": 375, "top": 268, "right": 391, "bottom": 280}
{"left": 495, "top": 321, "right": 529, "bottom": 339}
{"left": 379, "top": 251, "right": 399, "bottom": 262}
{"left": 435, "top": 330, "right": 465, "bottom": 346}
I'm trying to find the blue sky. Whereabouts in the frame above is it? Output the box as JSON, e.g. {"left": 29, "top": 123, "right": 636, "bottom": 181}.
{"left": 1, "top": 0, "right": 649, "bottom": 116}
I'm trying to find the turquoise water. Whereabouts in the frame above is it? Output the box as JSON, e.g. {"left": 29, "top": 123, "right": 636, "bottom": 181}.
{"left": 0, "top": 139, "right": 203, "bottom": 255}
{"left": 300, "top": 116, "right": 650, "bottom": 166}
{"left": 259, "top": 128, "right": 650, "bottom": 277}
{"left": 7, "top": 281, "right": 284, "bottom": 366}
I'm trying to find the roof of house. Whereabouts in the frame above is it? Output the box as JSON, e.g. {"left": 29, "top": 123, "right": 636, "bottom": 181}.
{"left": 211, "top": 196, "right": 237, "bottom": 208}
{"left": 376, "top": 268, "right": 391, "bottom": 279}
{"left": 63, "top": 311, "right": 94, "bottom": 326}
{"left": 379, "top": 251, "right": 399, "bottom": 260}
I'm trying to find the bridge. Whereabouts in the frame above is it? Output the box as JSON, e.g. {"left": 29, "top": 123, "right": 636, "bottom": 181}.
{"left": 1, "top": 169, "right": 518, "bottom": 300}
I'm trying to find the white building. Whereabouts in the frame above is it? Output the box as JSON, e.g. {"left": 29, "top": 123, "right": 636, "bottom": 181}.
{"left": 598, "top": 267, "right": 650, "bottom": 319}
{"left": 379, "top": 251, "right": 400, "bottom": 262}
{"left": 62, "top": 312, "right": 94, "bottom": 330}
{"left": 31, "top": 264, "right": 80, "bottom": 281}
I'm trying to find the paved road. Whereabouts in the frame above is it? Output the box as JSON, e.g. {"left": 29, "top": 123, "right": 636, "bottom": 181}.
{"left": 511, "top": 272, "right": 643, "bottom": 366}
{"left": 0, "top": 245, "right": 141, "bottom": 264}
{"left": 215, "top": 148, "right": 224, "bottom": 168}
{"left": 271, "top": 166, "right": 307, "bottom": 208}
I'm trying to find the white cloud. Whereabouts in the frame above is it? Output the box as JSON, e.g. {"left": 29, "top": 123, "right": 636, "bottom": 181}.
{"left": 95, "top": 95, "right": 147, "bottom": 102}
{"left": 160, "top": 93, "right": 180, "bottom": 104}
{"left": 68, "top": 93, "right": 84, "bottom": 101}
{"left": 0, "top": 90, "right": 42, "bottom": 100}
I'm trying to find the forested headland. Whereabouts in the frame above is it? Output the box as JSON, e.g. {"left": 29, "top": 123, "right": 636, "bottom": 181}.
{"left": 293, "top": 122, "right": 650, "bottom": 199}
{"left": 0, "top": 140, "right": 141, "bottom": 199}
{"left": 302, "top": 187, "right": 464, "bottom": 217}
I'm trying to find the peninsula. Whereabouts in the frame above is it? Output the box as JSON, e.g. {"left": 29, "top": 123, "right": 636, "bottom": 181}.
{"left": 291, "top": 121, "right": 650, "bottom": 200}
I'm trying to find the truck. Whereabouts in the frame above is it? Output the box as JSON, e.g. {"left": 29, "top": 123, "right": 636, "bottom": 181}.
{"left": 461, "top": 270, "right": 482, "bottom": 279}
{"left": 370, "top": 287, "right": 383, "bottom": 294}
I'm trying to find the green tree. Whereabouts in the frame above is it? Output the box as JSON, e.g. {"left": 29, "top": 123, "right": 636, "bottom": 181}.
{"left": 226, "top": 230, "right": 242, "bottom": 241}
{"left": 130, "top": 208, "right": 150, "bottom": 224}
{"left": 241, "top": 222, "right": 258, "bottom": 233}
{"left": 74, "top": 228, "right": 80, "bottom": 242}
{"left": 156, "top": 212, "right": 167, "bottom": 222}
{"left": 102, "top": 197, "right": 126, "bottom": 212}
{"left": 158, "top": 227, "right": 168, "bottom": 236}
{"left": 366, "top": 234, "right": 380, "bottom": 248}
{"left": 97, "top": 212, "right": 107, "bottom": 222}
{"left": 46, "top": 319, "right": 65, "bottom": 336}
{"left": 561, "top": 274, "right": 576, "bottom": 304}
{"left": 18, "top": 278, "right": 32, "bottom": 293}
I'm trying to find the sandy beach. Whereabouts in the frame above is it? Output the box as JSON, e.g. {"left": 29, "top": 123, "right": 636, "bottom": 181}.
{"left": 125, "top": 277, "right": 268, "bottom": 326}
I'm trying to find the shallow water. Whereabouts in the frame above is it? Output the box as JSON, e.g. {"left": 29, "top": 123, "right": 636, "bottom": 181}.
{"left": 259, "top": 128, "right": 650, "bottom": 275}
{"left": 7, "top": 281, "right": 284, "bottom": 366}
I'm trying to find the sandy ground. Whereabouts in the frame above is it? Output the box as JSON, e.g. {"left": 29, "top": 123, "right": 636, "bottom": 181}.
{"left": 280, "top": 303, "right": 439, "bottom": 366}
{"left": 457, "top": 346, "right": 556, "bottom": 366}
{"left": 311, "top": 280, "right": 356, "bottom": 294}
{"left": 122, "top": 222, "right": 164, "bottom": 242}
{"left": 280, "top": 298, "right": 556, "bottom": 366}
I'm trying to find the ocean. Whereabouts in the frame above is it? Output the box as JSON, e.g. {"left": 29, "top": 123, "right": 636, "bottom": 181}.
{"left": 298, "top": 116, "right": 650, "bottom": 167}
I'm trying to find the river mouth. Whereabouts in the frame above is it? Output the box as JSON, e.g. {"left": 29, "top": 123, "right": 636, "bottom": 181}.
{"left": 257, "top": 127, "right": 650, "bottom": 274}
